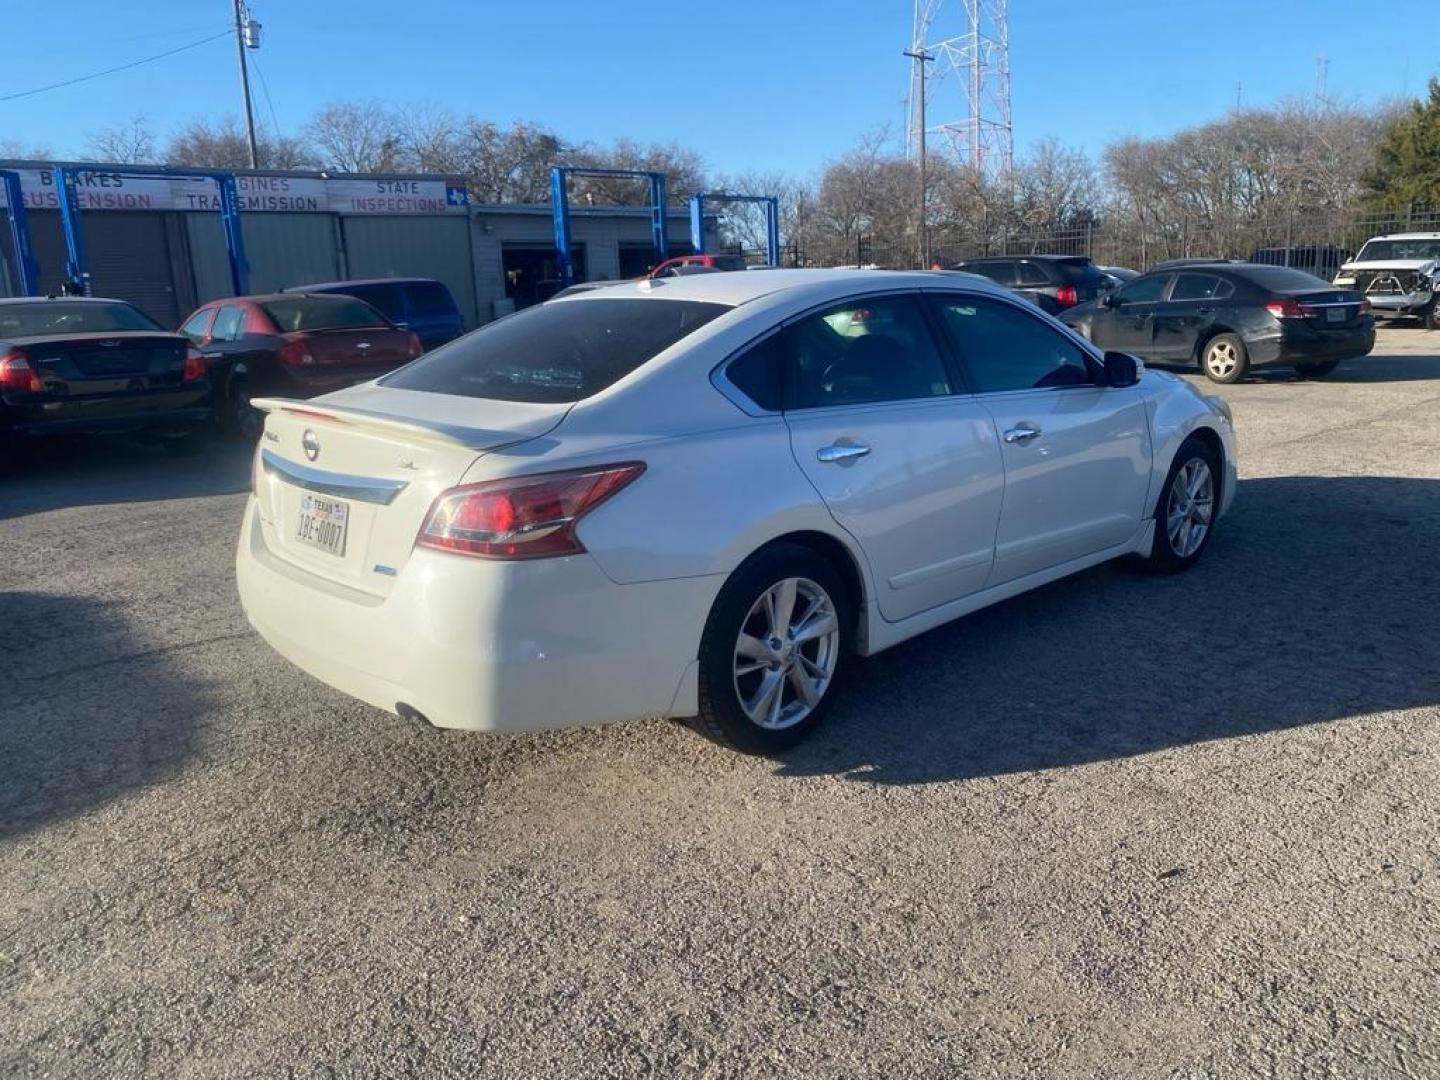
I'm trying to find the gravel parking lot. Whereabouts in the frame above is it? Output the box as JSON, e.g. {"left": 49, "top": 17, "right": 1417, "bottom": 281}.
{"left": 3, "top": 325, "right": 1439, "bottom": 1078}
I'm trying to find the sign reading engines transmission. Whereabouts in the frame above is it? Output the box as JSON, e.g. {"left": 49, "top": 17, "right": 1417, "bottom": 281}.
{"left": 0, "top": 168, "right": 471, "bottom": 214}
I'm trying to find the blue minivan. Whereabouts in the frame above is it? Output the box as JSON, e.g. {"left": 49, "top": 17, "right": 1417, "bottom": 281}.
{"left": 283, "top": 278, "right": 464, "bottom": 351}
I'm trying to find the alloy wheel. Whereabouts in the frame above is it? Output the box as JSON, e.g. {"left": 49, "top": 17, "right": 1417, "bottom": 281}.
{"left": 1205, "top": 340, "right": 1238, "bottom": 379}
{"left": 733, "top": 577, "right": 840, "bottom": 731}
{"left": 1166, "top": 458, "right": 1215, "bottom": 558}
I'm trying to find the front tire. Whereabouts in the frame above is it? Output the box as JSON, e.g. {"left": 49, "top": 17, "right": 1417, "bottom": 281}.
{"left": 225, "top": 376, "right": 262, "bottom": 441}
{"left": 1201, "top": 333, "right": 1248, "bottom": 383}
{"left": 1145, "top": 436, "right": 1219, "bottom": 573}
{"left": 1424, "top": 301, "right": 1440, "bottom": 332}
{"left": 694, "top": 544, "right": 851, "bottom": 754}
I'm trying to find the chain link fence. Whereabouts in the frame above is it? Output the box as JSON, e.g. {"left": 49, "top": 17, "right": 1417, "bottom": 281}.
{"left": 760, "top": 207, "right": 1440, "bottom": 279}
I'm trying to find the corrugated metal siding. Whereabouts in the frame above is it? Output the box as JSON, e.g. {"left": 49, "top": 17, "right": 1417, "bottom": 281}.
{"left": 341, "top": 215, "right": 477, "bottom": 330}
{"left": 186, "top": 211, "right": 341, "bottom": 302}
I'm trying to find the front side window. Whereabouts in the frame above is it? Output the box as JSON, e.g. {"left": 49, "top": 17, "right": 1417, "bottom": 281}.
{"left": 933, "top": 294, "right": 1094, "bottom": 394}
{"left": 788, "top": 295, "right": 953, "bottom": 410}
{"left": 382, "top": 297, "right": 729, "bottom": 403}
{"left": 1116, "top": 275, "right": 1169, "bottom": 304}
{"left": 180, "top": 309, "right": 214, "bottom": 342}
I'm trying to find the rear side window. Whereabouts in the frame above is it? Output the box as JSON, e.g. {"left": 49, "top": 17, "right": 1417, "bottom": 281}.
{"left": 1171, "top": 274, "right": 1234, "bottom": 301}
{"left": 382, "top": 298, "right": 729, "bottom": 403}
{"left": 405, "top": 281, "right": 456, "bottom": 316}
{"left": 787, "top": 294, "right": 953, "bottom": 410}
{"left": 933, "top": 295, "right": 1094, "bottom": 393}
{"left": 261, "top": 296, "right": 388, "bottom": 332}
{"left": 211, "top": 306, "right": 246, "bottom": 342}
{"left": 724, "top": 333, "right": 785, "bottom": 412}
{"left": 345, "top": 284, "right": 404, "bottom": 319}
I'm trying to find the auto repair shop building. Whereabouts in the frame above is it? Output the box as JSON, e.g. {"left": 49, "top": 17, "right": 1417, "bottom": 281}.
{"left": 0, "top": 161, "right": 714, "bottom": 330}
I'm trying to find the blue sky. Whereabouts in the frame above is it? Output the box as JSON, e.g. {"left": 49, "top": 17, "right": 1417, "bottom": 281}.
{"left": 0, "top": 0, "right": 1423, "bottom": 173}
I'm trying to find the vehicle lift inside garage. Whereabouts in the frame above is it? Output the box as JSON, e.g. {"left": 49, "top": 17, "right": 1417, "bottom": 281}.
{"left": 688, "top": 193, "right": 780, "bottom": 268}
{"left": 550, "top": 165, "right": 668, "bottom": 287}
{"left": 0, "top": 165, "right": 252, "bottom": 298}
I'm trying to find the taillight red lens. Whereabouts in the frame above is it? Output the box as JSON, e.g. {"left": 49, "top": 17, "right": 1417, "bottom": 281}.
{"left": 406, "top": 332, "right": 423, "bottom": 359}
{"left": 417, "top": 463, "right": 646, "bottom": 560}
{"left": 1265, "top": 298, "right": 1306, "bottom": 318}
{"left": 1055, "top": 285, "right": 1079, "bottom": 307}
{"left": 278, "top": 338, "right": 314, "bottom": 365}
{"left": 182, "top": 347, "right": 206, "bottom": 381}
{"left": 0, "top": 350, "right": 42, "bottom": 393}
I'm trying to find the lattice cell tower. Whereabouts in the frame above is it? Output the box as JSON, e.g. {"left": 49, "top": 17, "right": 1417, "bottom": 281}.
{"left": 906, "top": 0, "right": 1014, "bottom": 177}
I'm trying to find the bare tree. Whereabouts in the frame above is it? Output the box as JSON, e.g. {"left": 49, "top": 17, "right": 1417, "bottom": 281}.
{"left": 396, "top": 103, "right": 461, "bottom": 174}
{"left": 451, "top": 119, "right": 562, "bottom": 202}
{"left": 85, "top": 116, "right": 157, "bottom": 165}
{"left": 567, "top": 138, "right": 707, "bottom": 205}
{"left": 306, "top": 101, "right": 401, "bottom": 173}
{"left": 166, "top": 116, "right": 316, "bottom": 170}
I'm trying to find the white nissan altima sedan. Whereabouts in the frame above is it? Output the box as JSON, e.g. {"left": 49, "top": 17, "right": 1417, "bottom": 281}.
{"left": 237, "top": 269, "right": 1236, "bottom": 753}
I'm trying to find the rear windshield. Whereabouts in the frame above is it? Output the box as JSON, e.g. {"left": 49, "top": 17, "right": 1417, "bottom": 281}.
{"left": 261, "top": 295, "right": 388, "bottom": 332}
{"left": 381, "top": 297, "right": 730, "bottom": 403}
{"left": 1054, "top": 257, "right": 1105, "bottom": 282}
{"left": 1355, "top": 238, "right": 1440, "bottom": 261}
{"left": 0, "top": 301, "right": 162, "bottom": 337}
{"left": 711, "top": 255, "right": 749, "bottom": 272}
{"left": 1236, "top": 265, "right": 1333, "bottom": 291}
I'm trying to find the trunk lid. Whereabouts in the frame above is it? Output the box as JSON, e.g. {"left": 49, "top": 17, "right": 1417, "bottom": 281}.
{"left": 251, "top": 387, "right": 570, "bottom": 595}
{"left": 9, "top": 331, "right": 190, "bottom": 398}
{"left": 287, "top": 327, "right": 413, "bottom": 369}
{"left": 1281, "top": 289, "right": 1369, "bottom": 329}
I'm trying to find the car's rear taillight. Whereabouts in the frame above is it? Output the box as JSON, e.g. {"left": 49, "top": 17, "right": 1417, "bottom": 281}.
{"left": 1359, "top": 299, "right": 1371, "bottom": 314}
{"left": 0, "top": 350, "right": 42, "bottom": 393}
{"left": 1055, "top": 285, "right": 1079, "bottom": 307}
{"left": 417, "top": 463, "right": 646, "bottom": 560}
{"left": 278, "top": 338, "right": 315, "bottom": 365}
{"left": 405, "top": 332, "right": 423, "bottom": 359}
{"left": 1265, "top": 298, "right": 1307, "bottom": 318}
{"left": 182, "top": 347, "right": 206, "bottom": 381}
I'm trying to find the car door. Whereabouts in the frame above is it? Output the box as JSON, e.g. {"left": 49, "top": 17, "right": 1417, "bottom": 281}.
{"left": 1093, "top": 273, "right": 1170, "bottom": 354}
{"left": 927, "top": 291, "right": 1152, "bottom": 586}
{"left": 779, "top": 292, "right": 1006, "bottom": 622}
{"left": 1151, "top": 273, "right": 1231, "bottom": 361}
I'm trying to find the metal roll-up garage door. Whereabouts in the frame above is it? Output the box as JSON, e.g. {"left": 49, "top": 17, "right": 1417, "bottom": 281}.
{"left": 84, "top": 212, "right": 190, "bottom": 327}
{"left": 340, "top": 215, "right": 477, "bottom": 330}
{"left": 187, "top": 211, "right": 342, "bottom": 303}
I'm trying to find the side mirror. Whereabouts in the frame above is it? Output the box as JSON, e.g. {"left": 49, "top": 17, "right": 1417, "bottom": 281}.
{"left": 1103, "top": 351, "right": 1142, "bottom": 388}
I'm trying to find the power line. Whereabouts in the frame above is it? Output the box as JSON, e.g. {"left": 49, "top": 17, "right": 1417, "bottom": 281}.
{"left": 249, "top": 52, "right": 284, "bottom": 145}
{"left": 0, "top": 30, "right": 231, "bottom": 103}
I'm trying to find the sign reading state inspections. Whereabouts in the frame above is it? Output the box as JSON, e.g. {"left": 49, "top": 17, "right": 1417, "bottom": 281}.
{"left": 0, "top": 168, "right": 469, "bottom": 214}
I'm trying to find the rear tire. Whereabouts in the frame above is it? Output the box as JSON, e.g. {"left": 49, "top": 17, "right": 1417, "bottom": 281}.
{"left": 1424, "top": 301, "right": 1440, "bottom": 332}
{"left": 693, "top": 543, "right": 852, "bottom": 754}
{"left": 1200, "top": 333, "right": 1248, "bottom": 383}
{"left": 1295, "top": 359, "right": 1340, "bottom": 378}
{"left": 1145, "top": 436, "right": 1219, "bottom": 573}
{"left": 225, "top": 376, "right": 262, "bottom": 441}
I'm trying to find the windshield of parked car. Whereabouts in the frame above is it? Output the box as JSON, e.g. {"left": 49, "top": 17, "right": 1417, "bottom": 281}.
{"left": 260, "top": 295, "right": 389, "bottom": 332}
{"left": 1354, "top": 239, "right": 1440, "bottom": 262}
{"left": 0, "top": 301, "right": 163, "bottom": 337}
{"left": 381, "top": 297, "right": 730, "bottom": 403}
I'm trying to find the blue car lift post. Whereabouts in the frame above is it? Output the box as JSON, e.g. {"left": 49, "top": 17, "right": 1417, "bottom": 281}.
{"left": 550, "top": 165, "right": 668, "bottom": 287}
{"left": 53, "top": 165, "right": 250, "bottom": 297}
{"left": 0, "top": 169, "right": 40, "bottom": 296}
{"left": 689, "top": 193, "right": 781, "bottom": 267}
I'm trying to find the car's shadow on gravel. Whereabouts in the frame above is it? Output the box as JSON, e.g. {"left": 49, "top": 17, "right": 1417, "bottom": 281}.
{"left": 777, "top": 475, "right": 1440, "bottom": 785}
{"left": 0, "top": 436, "right": 252, "bottom": 522}
{"left": 0, "top": 593, "right": 214, "bottom": 839}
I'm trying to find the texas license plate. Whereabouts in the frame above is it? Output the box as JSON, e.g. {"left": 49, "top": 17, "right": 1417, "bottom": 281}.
{"left": 1326, "top": 306, "right": 1346, "bottom": 322}
{"left": 295, "top": 493, "right": 349, "bottom": 556}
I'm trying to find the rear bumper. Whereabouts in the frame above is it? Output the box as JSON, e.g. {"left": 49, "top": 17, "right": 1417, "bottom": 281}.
{"left": 235, "top": 498, "right": 722, "bottom": 732}
{"left": 1246, "top": 320, "right": 1376, "bottom": 366}
{"left": 2, "top": 389, "right": 213, "bottom": 436}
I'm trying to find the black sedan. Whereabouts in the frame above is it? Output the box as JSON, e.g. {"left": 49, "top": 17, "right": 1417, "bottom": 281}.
{"left": 1060, "top": 263, "right": 1375, "bottom": 383}
{"left": 0, "top": 297, "right": 211, "bottom": 457}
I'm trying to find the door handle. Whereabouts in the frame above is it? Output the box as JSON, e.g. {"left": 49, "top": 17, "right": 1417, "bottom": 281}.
{"left": 1003, "top": 424, "right": 1042, "bottom": 444}
{"left": 816, "top": 442, "right": 871, "bottom": 463}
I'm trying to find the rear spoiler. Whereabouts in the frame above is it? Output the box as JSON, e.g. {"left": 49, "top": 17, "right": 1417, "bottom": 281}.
{"left": 250, "top": 397, "right": 502, "bottom": 452}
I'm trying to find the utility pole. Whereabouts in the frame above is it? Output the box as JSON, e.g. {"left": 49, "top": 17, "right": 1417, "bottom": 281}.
{"left": 903, "top": 47, "right": 934, "bottom": 269}
{"left": 232, "top": 0, "right": 260, "bottom": 168}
